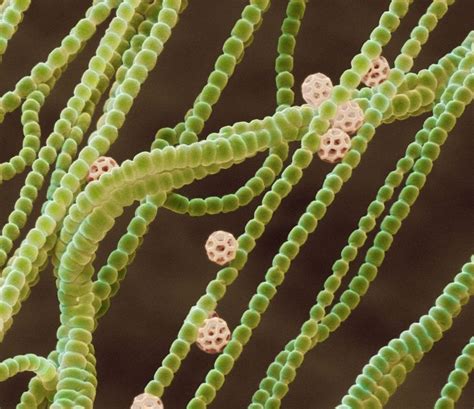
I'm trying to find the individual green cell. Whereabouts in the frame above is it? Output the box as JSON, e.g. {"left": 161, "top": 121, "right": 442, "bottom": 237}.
{"left": 205, "top": 369, "right": 225, "bottom": 390}
{"left": 351, "top": 54, "right": 371, "bottom": 76}
{"left": 189, "top": 199, "right": 207, "bottom": 216}
{"left": 178, "top": 322, "right": 198, "bottom": 343}
{"left": 232, "top": 19, "right": 254, "bottom": 43}
{"left": 206, "top": 280, "right": 226, "bottom": 299}
{"left": 196, "top": 383, "right": 216, "bottom": 404}
{"left": 222, "top": 37, "right": 244, "bottom": 58}
{"left": 242, "top": 310, "right": 260, "bottom": 329}
{"left": 317, "top": 289, "right": 333, "bottom": 306}
{"left": 214, "top": 353, "right": 234, "bottom": 375}
{"left": 340, "top": 245, "right": 357, "bottom": 262}
{"left": 419, "top": 13, "right": 438, "bottom": 31}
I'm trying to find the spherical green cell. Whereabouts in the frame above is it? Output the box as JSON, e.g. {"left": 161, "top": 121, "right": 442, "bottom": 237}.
{"left": 16, "top": 77, "right": 36, "bottom": 98}
{"left": 424, "top": 127, "right": 445, "bottom": 146}
{"left": 74, "top": 19, "right": 96, "bottom": 41}
{"left": 206, "top": 280, "right": 226, "bottom": 299}
{"left": 242, "top": 310, "right": 261, "bottom": 329}
{"left": 154, "top": 366, "right": 174, "bottom": 387}
{"left": 410, "top": 323, "right": 434, "bottom": 351}
{"left": 293, "top": 334, "right": 311, "bottom": 354}
{"left": 242, "top": 5, "right": 261, "bottom": 24}
{"left": 402, "top": 39, "right": 421, "bottom": 59}
{"left": 406, "top": 170, "right": 426, "bottom": 189}
{"left": 222, "top": 37, "right": 244, "bottom": 59}
{"left": 89, "top": 2, "right": 110, "bottom": 24}
{"left": 361, "top": 40, "right": 382, "bottom": 60}
{"left": 204, "top": 368, "right": 225, "bottom": 391}
{"left": 232, "top": 325, "right": 251, "bottom": 345}
{"left": 268, "top": 362, "right": 282, "bottom": 380}
{"left": 178, "top": 322, "right": 198, "bottom": 343}
{"left": 256, "top": 283, "right": 276, "bottom": 301}
{"left": 370, "top": 26, "right": 391, "bottom": 45}
{"left": 1, "top": 91, "right": 21, "bottom": 112}
{"left": 196, "top": 293, "right": 217, "bottom": 312}
{"left": 331, "top": 85, "right": 351, "bottom": 105}
{"left": 277, "top": 33, "right": 296, "bottom": 55}
{"left": 438, "top": 112, "right": 456, "bottom": 132}
{"left": 419, "top": 315, "right": 442, "bottom": 342}
{"left": 317, "top": 289, "right": 334, "bottom": 307}
{"left": 226, "top": 339, "right": 243, "bottom": 359}
{"left": 276, "top": 71, "right": 293, "bottom": 89}
{"left": 351, "top": 54, "right": 371, "bottom": 76}
{"left": 419, "top": 13, "right": 438, "bottom": 31}
{"left": 170, "top": 339, "right": 191, "bottom": 359}
{"left": 343, "top": 150, "right": 361, "bottom": 168}
{"left": 196, "top": 383, "right": 217, "bottom": 403}
{"left": 214, "top": 353, "right": 234, "bottom": 375}
{"left": 390, "top": 201, "right": 410, "bottom": 220}
{"left": 279, "top": 241, "right": 298, "bottom": 260}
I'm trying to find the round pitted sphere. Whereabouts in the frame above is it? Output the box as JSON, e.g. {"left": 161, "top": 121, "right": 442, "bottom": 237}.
{"left": 318, "top": 128, "right": 351, "bottom": 164}
{"left": 301, "top": 73, "right": 333, "bottom": 108}
{"left": 196, "top": 317, "right": 231, "bottom": 354}
{"left": 87, "top": 156, "right": 119, "bottom": 182}
{"left": 131, "top": 393, "right": 164, "bottom": 409}
{"left": 205, "top": 230, "right": 238, "bottom": 265}
{"left": 331, "top": 100, "right": 364, "bottom": 135}
{"left": 362, "top": 56, "right": 390, "bottom": 87}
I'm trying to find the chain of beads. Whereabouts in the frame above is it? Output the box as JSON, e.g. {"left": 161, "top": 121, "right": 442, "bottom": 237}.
{"left": 336, "top": 259, "right": 474, "bottom": 408}
{"left": 0, "top": 0, "right": 471, "bottom": 408}
{"left": 434, "top": 335, "right": 474, "bottom": 409}
{"left": 250, "top": 3, "right": 471, "bottom": 407}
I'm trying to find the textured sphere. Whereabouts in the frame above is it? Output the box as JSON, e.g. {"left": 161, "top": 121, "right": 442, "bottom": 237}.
{"left": 301, "top": 72, "right": 333, "bottom": 108}
{"left": 318, "top": 128, "right": 351, "bottom": 164}
{"left": 331, "top": 100, "right": 364, "bottom": 135}
{"left": 131, "top": 393, "right": 164, "bottom": 409}
{"left": 87, "top": 156, "right": 118, "bottom": 182}
{"left": 196, "top": 317, "right": 231, "bottom": 354}
{"left": 362, "top": 56, "right": 390, "bottom": 87}
{"left": 205, "top": 230, "right": 238, "bottom": 265}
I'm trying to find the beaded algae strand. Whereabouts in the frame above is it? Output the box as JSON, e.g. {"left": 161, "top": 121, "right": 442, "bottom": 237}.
{"left": 0, "top": 0, "right": 472, "bottom": 408}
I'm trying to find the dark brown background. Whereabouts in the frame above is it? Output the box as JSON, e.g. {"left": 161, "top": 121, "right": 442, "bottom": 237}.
{"left": 0, "top": 1, "right": 473, "bottom": 408}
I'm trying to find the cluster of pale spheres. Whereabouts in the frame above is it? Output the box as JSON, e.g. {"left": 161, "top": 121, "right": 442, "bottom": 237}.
{"left": 84, "top": 56, "right": 390, "bottom": 409}
{"left": 302, "top": 56, "right": 390, "bottom": 163}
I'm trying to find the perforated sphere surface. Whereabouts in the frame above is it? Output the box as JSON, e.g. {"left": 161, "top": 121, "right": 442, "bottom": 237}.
{"left": 196, "top": 317, "right": 231, "bottom": 354}
{"left": 0, "top": 1, "right": 473, "bottom": 409}
{"left": 318, "top": 128, "right": 351, "bottom": 164}
{"left": 330, "top": 100, "right": 364, "bottom": 135}
{"left": 301, "top": 72, "right": 333, "bottom": 108}
{"left": 205, "top": 230, "right": 238, "bottom": 265}
{"left": 131, "top": 393, "right": 164, "bottom": 409}
{"left": 87, "top": 156, "right": 119, "bottom": 182}
{"left": 362, "top": 56, "right": 391, "bottom": 87}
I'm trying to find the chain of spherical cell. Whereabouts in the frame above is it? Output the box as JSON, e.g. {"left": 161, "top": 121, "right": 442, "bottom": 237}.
{"left": 0, "top": 0, "right": 154, "bottom": 360}
{"left": 331, "top": 58, "right": 474, "bottom": 409}
{"left": 0, "top": 1, "right": 187, "bottom": 406}
{"left": 0, "top": 0, "right": 460, "bottom": 390}
{"left": 1, "top": 1, "right": 472, "bottom": 407}
{"left": 249, "top": 42, "right": 474, "bottom": 409}
{"left": 249, "top": 4, "right": 471, "bottom": 408}
{"left": 336, "top": 259, "right": 474, "bottom": 409}
{"left": 434, "top": 335, "right": 474, "bottom": 409}
{"left": 105, "top": 30, "right": 472, "bottom": 344}
{"left": 46, "top": 2, "right": 250, "bottom": 402}
{"left": 0, "top": 0, "right": 31, "bottom": 62}
{"left": 146, "top": 1, "right": 420, "bottom": 407}
{"left": 0, "top": 0, "right": 448, "bottom": 378}
{"left": 0, "top": 0, "right": 125, "bottom": 267}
